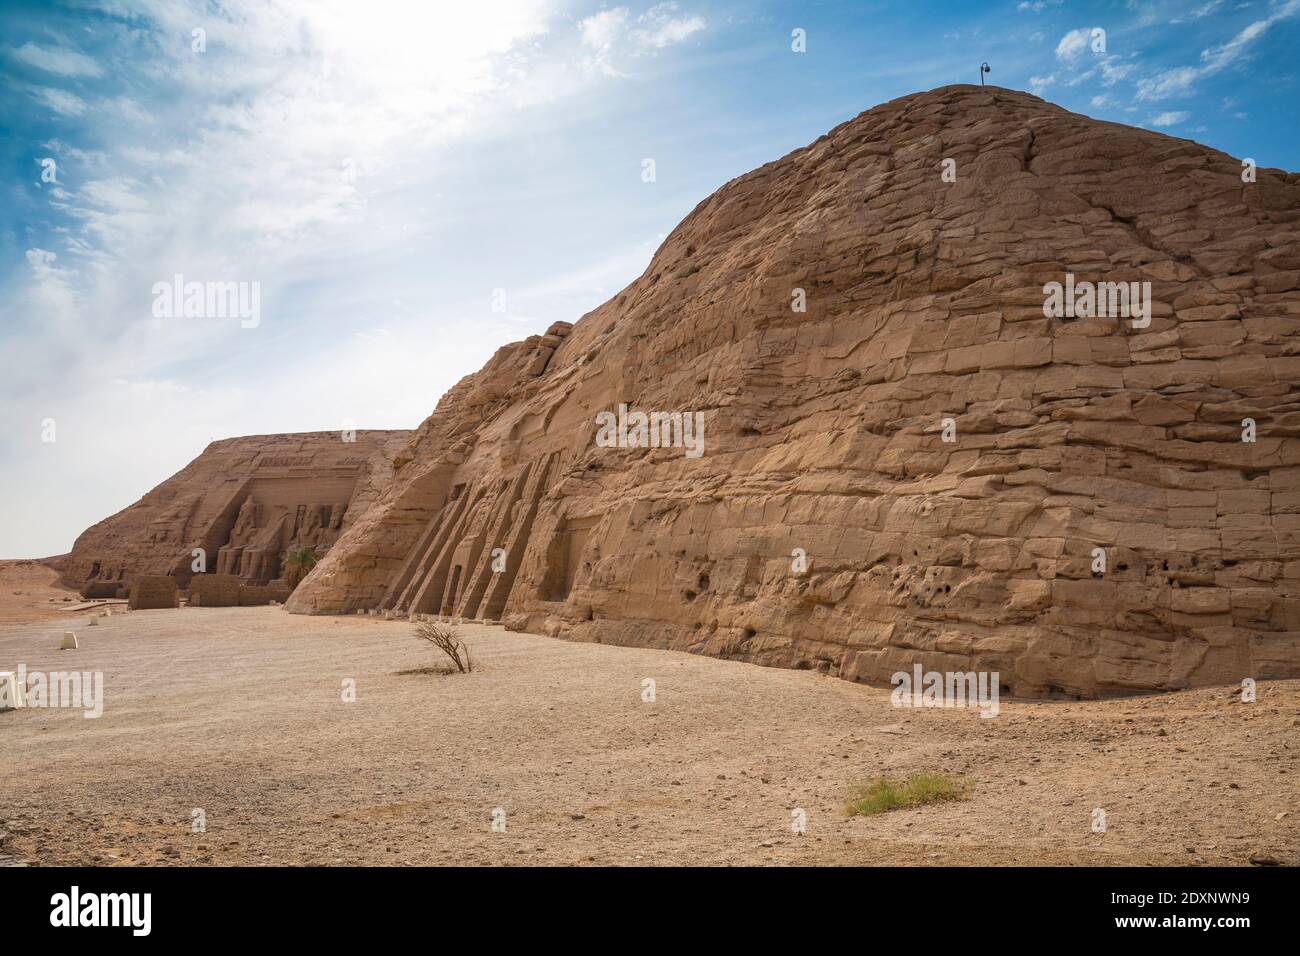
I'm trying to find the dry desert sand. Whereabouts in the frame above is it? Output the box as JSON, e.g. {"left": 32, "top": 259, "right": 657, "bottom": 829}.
{"left": 0, "top": 563, "right": 1295, "bottom": 867}
{"left": 0, "top": 559, "right": 89, "bottom": 625}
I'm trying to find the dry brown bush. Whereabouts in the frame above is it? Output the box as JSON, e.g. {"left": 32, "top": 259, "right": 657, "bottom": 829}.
{"left": 413, "top": 620, "right": 474, "bottom": 673}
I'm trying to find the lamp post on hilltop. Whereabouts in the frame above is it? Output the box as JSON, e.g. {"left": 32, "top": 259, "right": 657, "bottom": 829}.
{"left": 980, "top": 62, "right": 990, "bottom": 86}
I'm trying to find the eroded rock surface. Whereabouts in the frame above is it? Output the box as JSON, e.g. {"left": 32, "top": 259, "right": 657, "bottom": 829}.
{"left": 65, "top": 430, "right": 410, "bottom": 593}
{"left": 285, "top": 84, "right": 1295, "bottom": 696}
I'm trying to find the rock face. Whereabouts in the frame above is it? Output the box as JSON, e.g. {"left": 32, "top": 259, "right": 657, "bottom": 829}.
{"left": 64, "top": 430, "right": 410, "bottom": 594}
{"left": 289, "top": 84, "right": 1300, "bottom": 697}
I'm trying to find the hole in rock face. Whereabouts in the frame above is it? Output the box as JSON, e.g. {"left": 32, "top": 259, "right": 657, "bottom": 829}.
{"left": 685, "top": 589, "right": 697, "bottom": 601}
{"left": 698, "top": 573, "right": 710, "bottom": 591}
{"left": 739, "top": 426, "right": 760, "bottom": 436}
{"left": 742, "top": 627, "right": 757, "bottom": 640}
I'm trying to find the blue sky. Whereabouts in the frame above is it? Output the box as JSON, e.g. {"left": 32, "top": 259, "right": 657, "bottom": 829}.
{"left": 2, "top": 0, "right": 1298, "bottom": 558}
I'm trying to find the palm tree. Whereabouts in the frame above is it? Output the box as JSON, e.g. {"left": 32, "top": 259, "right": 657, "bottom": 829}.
{"left": 283, "top": 546, "right": 320, "bottom": 590}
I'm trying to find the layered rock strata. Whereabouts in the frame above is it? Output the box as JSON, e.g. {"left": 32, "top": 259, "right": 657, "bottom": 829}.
{"left": 275, "top": 87, "right": 1300, "bottom": 695}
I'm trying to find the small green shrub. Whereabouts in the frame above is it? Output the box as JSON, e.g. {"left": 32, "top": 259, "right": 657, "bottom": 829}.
{"left": 845, "top": 772, "right": 968, "bottom": 817}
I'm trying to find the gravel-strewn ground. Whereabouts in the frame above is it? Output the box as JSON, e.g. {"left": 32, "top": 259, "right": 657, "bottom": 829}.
{"left": 0, "top": 598, "right": 1295, "bottom": 866}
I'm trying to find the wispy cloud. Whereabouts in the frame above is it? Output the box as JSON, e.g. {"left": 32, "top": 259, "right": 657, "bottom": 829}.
{"left": 635, "top": 2, "right": 706, "bottom": 48}
{"left": 580, "top": 8, "right": 633, "bottom": 76}
{"left": 1055, "top": 28, "right": 1096, "bottom": 62}
{"left": 29, "top": 85, "right": 87, "bottom": 116}
{"left": 1171, "top": 1, "right": 1224, "bottom": 24}
{"left": 0, "top": 0, "right": 716, "bottom": 556}
{"left": 1050, "top": 26, "right": 1133, "bottom": 92}
{"left": 1147, "top": 110, "right": 1190, "bottom": 127}
{"left": 1099, "top": 58, "right": 1133, "bottom": 84}
{"left": 580, "top": 2, "right": 705, "bottom": 76}
{"left": 10, "top": 40, "right": 102, "bottom": 77}
{"left": 1137, "top": 0, "right": 1300, "bottom": 100}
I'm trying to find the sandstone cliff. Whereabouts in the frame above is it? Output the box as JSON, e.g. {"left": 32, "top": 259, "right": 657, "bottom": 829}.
{"left": 285, "top": 84, "right": 1300, "bottom": 698}
{"left": 64, "top": 430, "right": 410, "bottom": 591}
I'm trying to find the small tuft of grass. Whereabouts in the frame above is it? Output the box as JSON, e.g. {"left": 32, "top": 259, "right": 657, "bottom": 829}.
{"left": 844, "top": 772, "right": 969, "bottom": 817}
{"left": 394, "top": 665, "right": 458, "bottom": 677}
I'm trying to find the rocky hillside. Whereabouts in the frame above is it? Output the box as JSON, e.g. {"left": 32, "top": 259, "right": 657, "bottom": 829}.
{"left": 285, "top": 84, "right": 1300, "bottom": 698}
{"left": 64, "top": 430, "right": 411, "bottom": 591}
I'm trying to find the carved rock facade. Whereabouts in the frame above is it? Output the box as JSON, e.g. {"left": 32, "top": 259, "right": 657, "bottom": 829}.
{"left": 299, "top": 85, "right": 1297, "bottom": 696}
{"left": 64, "top": 430, "right": 410, "bottom": 594}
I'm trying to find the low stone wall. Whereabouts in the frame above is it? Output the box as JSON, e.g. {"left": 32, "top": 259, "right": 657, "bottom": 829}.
{"left": 239, "top": 585, "right": 292, "bottom": 606}
{"left": 189, "top": 573, "right": 242, "bottom": 607}
{"left": 128, "top": 575, "right": 179, "bottom": 610}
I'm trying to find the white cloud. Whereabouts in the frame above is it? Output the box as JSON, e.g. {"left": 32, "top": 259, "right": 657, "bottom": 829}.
{"left": 79, "top": 178, "right": 150, "bottom": 212}
{"left": 103, "top": 97, "right": 154, "bottom": 125}
{"left": 11, "top": 41, "right": 102, "bottom": 77}
{"left": 1137, "top": 0, "right": 1300, "bottom": 100}
{"left": 25, "top": 248, "right": 58, "bottom": 269}
{"left": 1100, "top": 58, "right": 1134, "bottom": 84}
{"left": 580, "top": 8, "right": 633, "bottom": 76}
{"left": 1055, "top": 28, "right": 1094, "bottom": 62}
{"left": 30, "top": 85, "right": 87, "bottom": 116}
{"left": 1147, "top": 110, "right": 1190, "bottom": 127}
{"left": 1135, "top": 65, "right": 1199, "bottom": 100}
{"left": 3, "top": 0, "right": 708, "bottom": 557}
{"left": 635, "top": 2, "right": 706, "bottom": 49}
{"left": 580, "top": 2, "right": 705, "bottom": 76}
{"left": 1028, "top": 74, "right": 1056, "bottom": 94}
{"left": 22, "top": 248, "right": 79, "bottom": 326}
{"left": 1172, "top": 1, "right": 1223, "bottom": 23}
{"left": 1051, "top": 26, "right": 1132, "bottom": 90}
{"left": 1200, "top": 18, "right": 1271, "bottom": 71}
{"left": 41, "top": 139, "right": 107, "bottom": 167}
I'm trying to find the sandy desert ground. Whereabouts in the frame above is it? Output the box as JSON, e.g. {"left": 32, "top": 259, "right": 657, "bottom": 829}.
{"left": 0, "top": 559, "right": 92, "bottom": 625}
{"left": 0, "top": 561, "right": 1295, "bottom": 867}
